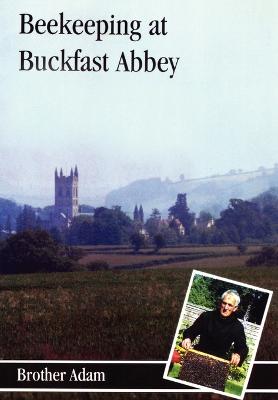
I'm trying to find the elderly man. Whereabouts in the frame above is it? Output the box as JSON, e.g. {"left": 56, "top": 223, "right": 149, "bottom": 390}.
{"left": 182, "top": 289, "right": 248, "bottom": 366}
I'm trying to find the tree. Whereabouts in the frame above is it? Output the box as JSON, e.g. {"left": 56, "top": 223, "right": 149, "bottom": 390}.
{"left": 133, "top": 205, "right": 139, "bottom": 221}
{"left": 66, "top": 207, "right": 133, "bottom": 245}
{"left": 133, "top": 205, "right": 144, "bottom": 226}
{"left": 149, "top": 208, "right": 161, "bottom": 220}
{"left": 153, "top": 234, "right": 166, "bottom": 252}
{"left": 0, "top": 198, "right": 21, "bottom": 233}
{"left": 168, "top": 193, "right": 195, "bottom": 233}
{"left": 49, "top": 226, "right": 64, "bottom": 244}
{"left": 79, "top": 204, "right": 95, "bottom": 213}
{"left": 199, "top": 211, "right": 213, "bottom": 225}
{"left": 66, "top": 215, "right": 93, "bottom": 245}
{"left": 246, "top": 246, "right": 278, "bottom": 267}
{"left": 139, "top": 205, "right": 144, "bottom": 224}
{"left": 179, "top": 174, "right": 185, "bottom": 181}
{"left": 159, "top": 225, "right": 178, "bottom": 245}
{"left": 216, "top": 199, "right": 271, "bottom": 243}
{"left": 188, "top": 275, "right": 215, "bottom": 308}
{"left": 16, "top": 205, "right": 37, "bottom": 232}
{"left": 5, "top": 215, "right": 12, "bottom": 234}
{"left": 253, "top": 189, "right": 278, "bottom": 233}
{"left": 0, "top": 230, "right": 75, "bottom": 274}
{"left": 237, "top": 244, "right": 247, "bottom": 255}
{"left": 92, "top": 207, "right": 133, "bottom": 245}
{"left": 145, "top": 208, "right": 162, "bottom": 237}
{"left": 210, "top": 229, "right": 229, "bottom": 245}
{"left": 35, "top": 216, "right": 43, "bottom": 230}
{"left": 129, "top": 232, "right": 145, "bottom": 253}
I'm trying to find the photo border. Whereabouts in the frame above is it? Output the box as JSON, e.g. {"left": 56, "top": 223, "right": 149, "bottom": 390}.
{"left": 163, "top": 269, "right": 273, "bottom": 399}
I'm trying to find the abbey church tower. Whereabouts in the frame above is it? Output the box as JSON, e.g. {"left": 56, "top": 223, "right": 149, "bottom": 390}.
{"left": 54, "top": 166, "right": 79, "bottom": 222}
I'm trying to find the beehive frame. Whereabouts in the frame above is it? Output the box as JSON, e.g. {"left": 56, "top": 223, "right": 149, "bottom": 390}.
{"left": 177, "top": 347, "right": 230, "bottom": 391}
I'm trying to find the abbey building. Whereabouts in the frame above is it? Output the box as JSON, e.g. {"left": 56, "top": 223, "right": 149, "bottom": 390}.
{"left": 54, "top": 166, "right": 79, "bottom": 227}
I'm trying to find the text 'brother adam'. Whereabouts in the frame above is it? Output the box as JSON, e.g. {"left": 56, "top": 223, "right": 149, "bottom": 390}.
{"left": 17, "top": 367, "right": 106, "bottom": 383}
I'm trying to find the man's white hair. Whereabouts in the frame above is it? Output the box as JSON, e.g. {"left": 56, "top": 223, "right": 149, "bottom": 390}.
{"left": 221, "top": 289, "right": 240, "bottom": 306}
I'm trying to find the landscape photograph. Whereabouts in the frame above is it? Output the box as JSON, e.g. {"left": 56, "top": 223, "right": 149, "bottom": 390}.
{"left": 164, "top": 271, "right": 272, "bottom": 398}
{"left": 1, "top": 0, "right": 278, "bottom": 399}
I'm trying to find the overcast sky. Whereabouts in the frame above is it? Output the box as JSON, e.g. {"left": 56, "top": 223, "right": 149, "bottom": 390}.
{"left": 1, "top": 0, "right": 278, "bottom": 205}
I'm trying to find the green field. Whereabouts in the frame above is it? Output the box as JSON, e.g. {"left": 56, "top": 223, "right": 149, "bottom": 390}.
{"left": 0, "top": 245, "right": 276, "bottom": 361}
{"left": 78, "top": 244, "right": 259, "bottom": 269}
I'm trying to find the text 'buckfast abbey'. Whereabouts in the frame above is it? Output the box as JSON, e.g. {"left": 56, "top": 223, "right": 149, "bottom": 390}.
{"left": 54, "top": 166, "right": 79, "bottom": 227}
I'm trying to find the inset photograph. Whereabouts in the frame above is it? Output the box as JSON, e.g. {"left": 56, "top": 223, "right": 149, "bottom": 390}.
{"left": 164, "top": 270, "right": 272, "bottom": 399}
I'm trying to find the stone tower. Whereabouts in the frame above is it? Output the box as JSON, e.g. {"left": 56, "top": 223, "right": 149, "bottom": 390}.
{"left": 54, "top": 166, "right": 79, "bottom": 221}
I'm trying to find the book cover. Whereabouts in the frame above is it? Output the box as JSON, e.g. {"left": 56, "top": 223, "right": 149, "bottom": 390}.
{"left": 0, "top": 0, "right": 277, "bottom": 399}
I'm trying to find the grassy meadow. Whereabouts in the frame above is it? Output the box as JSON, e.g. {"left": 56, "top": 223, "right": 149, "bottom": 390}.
{"left": 79, "top": 244, "right": 259, "bottom": 269}
{"left": 0, "top": 245, "right": 276, "bottom": 361}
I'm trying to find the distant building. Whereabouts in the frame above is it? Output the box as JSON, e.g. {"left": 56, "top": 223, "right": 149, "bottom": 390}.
{"left": 207, "top": 218, "right": 215, "bottom": 229}
{"left": 168, "top": 216, "right": 185, "bottom": 236}
{"left": 194, "top": 217, "right": 215, "bottom": 229}
{"left": 54, "top": 166, "right": 79, "bottom": 227}
{"left": 138, "top": 227, "right": 149, "bottom": 240}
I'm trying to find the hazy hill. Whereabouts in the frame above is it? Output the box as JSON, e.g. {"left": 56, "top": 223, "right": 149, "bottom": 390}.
{"left": 105, "top": 167, "right": 278, "bottom": 217}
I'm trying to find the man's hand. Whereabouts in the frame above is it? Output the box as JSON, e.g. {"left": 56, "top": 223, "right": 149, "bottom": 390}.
{"left": 230, "top": 353, "right": 241, "bottom": 366}
{"left": 181, "top": 338, "right": 192, "bottom": 349}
